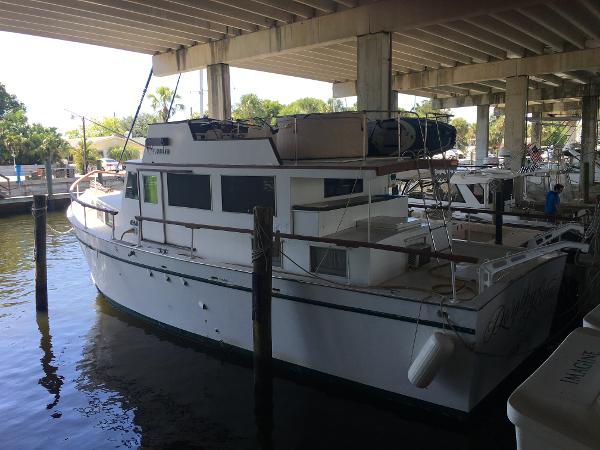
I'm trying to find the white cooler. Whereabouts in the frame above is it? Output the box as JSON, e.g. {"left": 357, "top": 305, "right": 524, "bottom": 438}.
{"left": 507, "top": 327, "right": 600, "bottom": 450}
{"left": 583, "top": 304, "right": 600, "bottom": 331}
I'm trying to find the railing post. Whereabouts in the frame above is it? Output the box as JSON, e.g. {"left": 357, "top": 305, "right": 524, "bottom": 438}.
{"left": 189, "top": 227, "right": 195, "bottom": 259}
{"left": 252, "top": 206, "right": 273, "bottom": 450}
{"left": 96, "top": 161, "right": 103, "bottom": 185}
{"left": 83, "top": 205, "right": 87, "bottom": 229}
{"left": 33, "top": 195, "right": 48, "bottom": 312}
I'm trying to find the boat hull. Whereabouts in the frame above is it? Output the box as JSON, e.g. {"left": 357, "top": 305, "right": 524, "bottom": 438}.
{"left": 73, "top": 222, "right": 566, "bottom": 413}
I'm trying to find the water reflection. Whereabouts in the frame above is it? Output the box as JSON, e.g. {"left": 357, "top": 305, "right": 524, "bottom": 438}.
{"left": 0, "top": 212, "right": 522, "bottom": 449}
{"left": 36, "top": 312, "right": 63, "bottom": 412}
{"left": 73, "top": 294, "right": 521, "bottom": 450}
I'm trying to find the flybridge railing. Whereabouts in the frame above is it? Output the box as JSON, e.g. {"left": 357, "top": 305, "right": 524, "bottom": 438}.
{"left": 133, "top": 214, "right": 478, "bottom": 264}
{"left": 69, "top": 170, "right": 122, "bottom": 238}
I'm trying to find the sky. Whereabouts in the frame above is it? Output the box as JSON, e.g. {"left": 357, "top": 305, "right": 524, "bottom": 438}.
{"left": 0, "top": 31, "right": 476, "bottom": 134}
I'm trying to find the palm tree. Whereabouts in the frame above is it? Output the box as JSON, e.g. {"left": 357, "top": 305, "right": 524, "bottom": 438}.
{"left": 147, "top": 86, "right": 184, "bottom": 122}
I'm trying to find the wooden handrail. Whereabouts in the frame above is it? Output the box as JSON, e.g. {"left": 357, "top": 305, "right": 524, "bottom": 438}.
{"left": 134, "top": 215, "right": 478, "bottom": 264}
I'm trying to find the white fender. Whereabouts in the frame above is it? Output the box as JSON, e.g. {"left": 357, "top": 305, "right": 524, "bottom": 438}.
{"left": 408, "top": 332, "right": 455, "bottom": 388}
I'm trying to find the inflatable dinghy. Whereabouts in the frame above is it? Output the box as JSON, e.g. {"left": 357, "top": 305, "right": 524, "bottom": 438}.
{"left": 368, "top": 118, "right": 456, "bottom": 157}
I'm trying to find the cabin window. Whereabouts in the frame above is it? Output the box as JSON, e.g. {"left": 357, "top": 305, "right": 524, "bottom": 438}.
{"left": 324, "top": 178, "right": 363, "bottom": 198}
{"left": 450, "top": 185, "right": 465, "bottom": 203}
{"left": 310, "top": 246, "right": 347, "bottom": 277}
{"left": 167, "top": 173, "right": 211, "bottom": 210}
{"left": 466, "top": 183, "right": 485, "bottom": 204}
{"left": 143, "top": 175, "right": 158, "bottom": 204}
{"left": 221, "top": 176, "right": 275, "bottom": 214}
{"left": 125, "top": 172, "right": 138, "bottom": 200}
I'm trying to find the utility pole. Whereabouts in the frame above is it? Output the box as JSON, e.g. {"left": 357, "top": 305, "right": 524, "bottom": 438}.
{"left": 82, "top": 117, "right": 88, "bottom": 174}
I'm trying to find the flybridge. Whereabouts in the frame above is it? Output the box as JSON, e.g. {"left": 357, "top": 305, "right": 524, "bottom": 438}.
{"left": 141, "top": 114, "right": 459, "bottom": 171}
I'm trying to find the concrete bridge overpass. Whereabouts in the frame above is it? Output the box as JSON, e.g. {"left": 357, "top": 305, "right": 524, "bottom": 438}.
{"left": 1, "top": 0, "right": 599, "bottom": 183}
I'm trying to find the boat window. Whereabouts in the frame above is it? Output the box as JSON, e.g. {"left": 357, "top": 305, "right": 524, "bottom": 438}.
{"left": 143, "top": 175, "right": 158, "bottom": 204}
{"left": 310, "top": 246, "right": 347, "bottom": 277}
{"left": 221, "top": 176, "right": 275, "bottom": 214}
{"left": 466, "top": 183, "right": 485, "bottom": 203}
{"left": 324, "top": 178, "right": 363, "bottom": 198}
{"left": 449, "top": 185, "right": 465, "bottom": 203}
{"left": 125, "top": 172, "right": 138, "bottom": 200}
{"left": 167, "top": 173, "right": 211, "bottom": 210}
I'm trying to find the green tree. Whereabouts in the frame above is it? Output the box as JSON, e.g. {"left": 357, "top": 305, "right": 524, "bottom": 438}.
{"left": 450, "top": 117, "right": 475, "bottom": 151}
{"left": 147, "top": 86, "right": 184, "bottom": 122}
{"left": 411, "top": 99, "right": 450, "bottom": 117}
{"left": 328, "top": 98, "right": 357, "bottom": 112}
{"left": 280, "top": 97, "right": 329, "bottom": 115}
{"left": 232, "top": 94, "right": 283, "bottom": 124}
{"left": 71, "top": 139, "right": 98, "bottom": 174}
{"left": 0, "top": 82, "right": 23, "bottom": 118}
{"left": 28, "top": 123, "right": 70, "bottom": 164}
{"left": 108, "top": 145, "right": 140, "bottom": 162}
{"left": 86, "top": 116, "right": 127, "bottom": 137}
{"left": 0, "top": 108, "right": 29, "bottom": 165}
{"left": 489, "top": 114, "right": 505, "bottom": 154}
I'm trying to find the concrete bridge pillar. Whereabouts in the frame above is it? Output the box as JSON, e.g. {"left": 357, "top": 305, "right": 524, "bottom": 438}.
{"left": 531, "top": 112, "right": 542, "bottom": 147}
{"left": 581, "top": 95, "right": 599, "bottom": 186}
{"left": 475, "top": 104, "right": 490, "bottom": 164}
{"left": 504, "top": 75, "right": 529, "bottom": 202}
{"left": 207, "top": 63, "right": 231, "bottom": 120}
{"left": 357, "top": 32, "right": 393, "bottom": 120}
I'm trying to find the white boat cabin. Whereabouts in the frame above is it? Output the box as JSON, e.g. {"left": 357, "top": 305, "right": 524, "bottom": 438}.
{"left": 93, "top": 119, "right": 451, "bottom": 288}
{"left": 449, "top": 169, "right": 516, "bottom": 210}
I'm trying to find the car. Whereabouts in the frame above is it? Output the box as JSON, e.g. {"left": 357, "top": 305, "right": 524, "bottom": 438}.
{"left": 99, "top": 158, "right": 120, "bottom": 171}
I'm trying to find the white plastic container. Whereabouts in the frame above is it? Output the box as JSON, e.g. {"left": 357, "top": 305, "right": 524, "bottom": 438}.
{"left": 583, "top": 304, "right": 600, "bottom": 331}
{"left": 507, "top": 327, "right": 600, "bottom": 450}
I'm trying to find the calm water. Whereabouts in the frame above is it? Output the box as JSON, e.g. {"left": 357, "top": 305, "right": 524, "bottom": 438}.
{"left": 0, "top": 211, "right": 527, "bottom": 450}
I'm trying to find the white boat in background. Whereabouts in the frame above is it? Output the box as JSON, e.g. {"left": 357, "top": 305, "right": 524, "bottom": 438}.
{"left": 67, "top": 114, "right": 587, "bottom": 413}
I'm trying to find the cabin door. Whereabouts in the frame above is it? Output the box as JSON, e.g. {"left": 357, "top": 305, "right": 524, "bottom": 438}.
{"left": 139, "top": 170, "right": 165, "bottom": 243}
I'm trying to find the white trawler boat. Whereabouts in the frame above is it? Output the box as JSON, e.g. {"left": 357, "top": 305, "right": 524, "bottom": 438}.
{"left": 67, "top": 114, "right": 585, "bottom": 413}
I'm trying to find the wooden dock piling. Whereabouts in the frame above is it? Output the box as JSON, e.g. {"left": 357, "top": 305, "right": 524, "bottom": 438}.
{"left": 33, "top": 194, "right": 48, "bottom": 312}
{"left": 252, "top": 206, "right": 274, "bottom": 449}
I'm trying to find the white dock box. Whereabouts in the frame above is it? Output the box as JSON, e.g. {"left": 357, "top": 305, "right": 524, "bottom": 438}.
{"left": 507, "top": 327, "right": 600, "bottom": 450}
{"left": 583, "top": 304, "right": 600, "bottom": 331}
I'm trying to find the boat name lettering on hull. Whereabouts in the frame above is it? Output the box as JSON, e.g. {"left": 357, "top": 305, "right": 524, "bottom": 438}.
{"left": 484, "top": 278, "right": 559, "bottom": 343}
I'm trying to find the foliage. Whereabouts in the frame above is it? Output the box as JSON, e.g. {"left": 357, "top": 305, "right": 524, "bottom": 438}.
{"left": 66, "top": 112, "right": 158, "bottom": 139}
{"left": 71, "top": 139, "right": 98, "bottom": 174}
{"left": 232, "top": 94, "right": 283, "bottom": 124}
{"left": 147, "top": 86, "right": 184, "bottom": 122}
{"left": 108, "top": 145, "right": 140, "bottom": 162}
{"left": 0, "top": 82, "right": 23, "bottom": 118}
{"left": 280, "top": 97, "right": 330, "bottom": 115}
{"left": 450, "top": 117, "right": 475, "bottom": 151}
{"left": 411, "top": 99, "right": 450, "bottom": 117}
{"left": 28, "top": 123, "right": 70, "bottom": 164}
{"left": 232, "top": 94, "right": 357, "bottom": 124}
{"left": 489, "top": 114, "right": 505, "bottom": 153}
{"left": 541, "top": 122, "right": 573, "bottom": 149}
{"left": 0, "top": 108, "right": 29, "bottom": 164}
